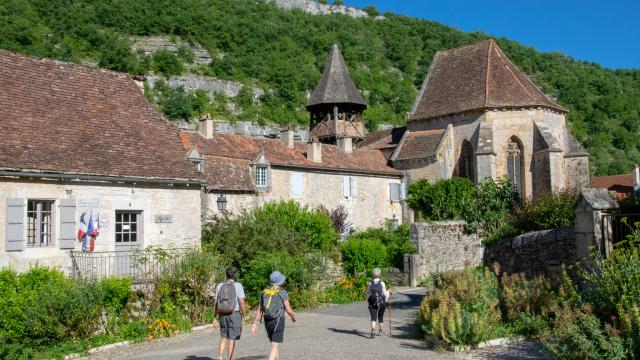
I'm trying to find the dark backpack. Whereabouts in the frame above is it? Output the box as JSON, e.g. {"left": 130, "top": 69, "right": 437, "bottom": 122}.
{"left": 261, "top": 286, "right": 284, "bottom": 321}
{"left": 216, "top": 280, "right": 238, "bottom": 315}
{"left": 367, "top": 280, "right": 384, "bottom": 308}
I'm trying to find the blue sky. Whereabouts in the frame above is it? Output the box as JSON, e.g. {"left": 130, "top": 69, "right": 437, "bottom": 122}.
{"left": 343, "top": 0, "right": 639, "bottom": 69}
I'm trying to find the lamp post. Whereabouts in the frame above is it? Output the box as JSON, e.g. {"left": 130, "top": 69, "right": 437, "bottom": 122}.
{"left": 216, "top": 194, "right": 227, "bottom": 212}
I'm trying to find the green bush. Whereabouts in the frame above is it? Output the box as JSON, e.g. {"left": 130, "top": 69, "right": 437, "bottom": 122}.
{"left": 339, "top": 237, "right": 388, "bottom": 275}
{"left": 511, "top": 190, "right": 578, "bottom": 233}
{"left": 466, "top": 178, "right": 517, "bottom": 236}
{"left": 407, "top": 178, "right": 476, "bottom": 221}
{"left": 348, "top": 223, "right": 414, "bottom": 269}
{"left": 203, "top": 201, "right": 339, "bottom": 266}
{"left": 152, "top": 49, "right": 184, "bottom": 78}
{"left": 98, "top": 277, "right": 132, "bottom": 313}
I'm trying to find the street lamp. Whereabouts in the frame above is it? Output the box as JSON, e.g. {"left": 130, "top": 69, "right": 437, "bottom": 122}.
{"left": 216, "top": 194, "right": 227, "bottom": 212}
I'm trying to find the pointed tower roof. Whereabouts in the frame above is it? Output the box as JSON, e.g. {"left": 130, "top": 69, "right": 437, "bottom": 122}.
{"left": 307, "top": 44, "right": 366, "bottom": 110}
{"left": 410, "top": 39, "right": 565, "bottom": 122}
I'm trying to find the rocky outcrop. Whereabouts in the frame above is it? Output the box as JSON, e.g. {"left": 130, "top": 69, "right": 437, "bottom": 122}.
{"left": 272, "top": 0, "right": 372, "bottom": 18}
{"left": 146, "top": 75, "right": 264, "bottom": 99}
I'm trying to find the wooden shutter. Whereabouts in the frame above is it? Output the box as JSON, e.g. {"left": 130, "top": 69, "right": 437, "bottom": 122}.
{"left": 350, "top": 177, "right": 358, "bottom": 198}
{"left": 389, "top": 183, "right": 399, "bottom": 202}
{"left": 343, "top": 176, "right": 350, "bottom": 197}
{"left": 400, "top": 182, "right": 406, "bottom": 200}
{"left": 5, "top": 198, "right": 25, "bottom": 251}
{"left": 290, "top": 172, "right": 304, "bottom": 197}
{"left": 59, "top": 198, "right": 76, "bottom": 249}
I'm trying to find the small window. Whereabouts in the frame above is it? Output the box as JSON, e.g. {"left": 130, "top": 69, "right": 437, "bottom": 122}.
{"left": 389, "top": 183, "right": 401, "bottom": 202}
{"left": 115, "top": 211, "right": 140, "bottom": 243}
{"left": 192, "top": 159, "right": 204, "bottom": 172}
{"left": 290, "top": 172, "right": 304, "bottom": 197}
{"left": 256, "top": 166, "right": 268, "bottom": 187}
{"left": 27, "top": 200, "right": 54, "bottom": 247}
{"left": 343, "top": 176, "right": 358, "bottom": 198}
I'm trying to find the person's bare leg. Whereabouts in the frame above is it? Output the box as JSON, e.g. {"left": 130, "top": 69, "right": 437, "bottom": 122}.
{"left": 268, "top": 342, "right": 280, "bottom": 360}
{"left": 218, "top": 337, "right": 228, "bottom": 359}
{"left": 226, "top": 339, "right": 236, "bottom": 360}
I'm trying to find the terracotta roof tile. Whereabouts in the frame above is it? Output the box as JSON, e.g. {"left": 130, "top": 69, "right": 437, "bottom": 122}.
{"left": 393, "top": 129, "right": 445, "bottom": 161}
{"left": 203, "top": 156, "right": 254, "bottom": 191}
{"left": 359, "top": 127, "right": 406, "bottom": 151}
{"left": 410, "top": 40, "right": 565, "bottom": 122}
{"left": 592, "top": 174, "right": 634, "bottom": 188}
{"left": 183, "top": 132, "right": 400, "bottom": 180}
{"left": 0, "top": 50, "right": 202, "bottom": 182}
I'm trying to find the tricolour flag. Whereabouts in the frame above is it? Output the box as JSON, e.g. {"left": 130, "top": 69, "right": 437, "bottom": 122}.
{"left": 77, "top": 213, "right": 87, "bottom": 241}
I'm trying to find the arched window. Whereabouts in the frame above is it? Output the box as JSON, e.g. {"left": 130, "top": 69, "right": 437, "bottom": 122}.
{"left": 506, "top": 137, "right": 524, "bottom": 194}
{"left": 458, "top": 140, "right": 474, "bottom": 182}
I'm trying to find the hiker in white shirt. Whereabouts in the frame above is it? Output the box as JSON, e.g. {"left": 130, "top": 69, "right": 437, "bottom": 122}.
{"left": 366, "top": 268, "right": 390, "bottom": 338}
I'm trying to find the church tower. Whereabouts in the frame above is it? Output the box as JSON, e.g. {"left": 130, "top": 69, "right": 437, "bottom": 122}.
{"left": 307, "top": 44, "right": 367, "bottom": 150}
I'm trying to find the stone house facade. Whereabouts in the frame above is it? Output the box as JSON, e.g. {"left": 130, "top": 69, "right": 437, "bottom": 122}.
{"left": 0, "top": 50, "right": 203, "bottom": 272}
{"left": 361, "top": 40, "right": 590, "bottom": 199}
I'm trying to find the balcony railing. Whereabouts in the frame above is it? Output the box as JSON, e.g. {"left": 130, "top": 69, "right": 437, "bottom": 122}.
{"left": 69, "top": 248, "right": 189, "bottom": 282}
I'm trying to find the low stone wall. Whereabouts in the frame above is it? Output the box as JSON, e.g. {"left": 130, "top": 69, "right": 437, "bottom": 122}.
{"left": 405, "top": 221, "right": 483, "bottom": 286}
{"left": 484, "top": 227, "right": 577, "bottom": 281}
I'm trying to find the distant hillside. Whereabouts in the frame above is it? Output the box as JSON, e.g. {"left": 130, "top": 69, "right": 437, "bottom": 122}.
{"left": 2, "top": 0, "right": 639, "bottom": 176}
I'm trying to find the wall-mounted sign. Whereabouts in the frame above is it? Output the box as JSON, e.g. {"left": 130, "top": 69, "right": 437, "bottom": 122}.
{"left": 155, "top": 214, "right": 173, "bottom": 223}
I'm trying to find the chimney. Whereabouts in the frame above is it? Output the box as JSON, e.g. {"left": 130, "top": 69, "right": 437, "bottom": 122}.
{"left": 198, "top": 113, "right": 214, "bottom": 139}
{"left": 280, "top": 127, "right": 295, "bottom": 149}
{"left": 634, "top": 164, "right": 640, "bottom": 192}
{"left": 336, "top": 136, "right": 353, "bottom": 153}
{"left": 307, "top": 137, "right": 322, "bottom": 163}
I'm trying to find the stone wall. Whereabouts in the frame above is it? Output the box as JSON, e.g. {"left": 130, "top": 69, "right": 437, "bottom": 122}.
{"left": 1, "top": 179, "right": 202, "bottom": 273}
{"left": 205, "top": 168, "right": 403, "bottom": 230}
{"left": 484, "top": 228, "right": 576, "bottom": 280}
{"left": 405, "top": 221, "right": 483, "bottom": 286}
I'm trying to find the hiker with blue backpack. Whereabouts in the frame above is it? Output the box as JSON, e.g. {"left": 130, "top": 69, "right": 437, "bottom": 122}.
{"left": 366, "top": 267, "right": 391, "bottom": 338}
{"left": 251, "top": 271, "right": 297, "bottom": 360}
{"left": 213, "top": 266, "right": 247, "bottom": 360}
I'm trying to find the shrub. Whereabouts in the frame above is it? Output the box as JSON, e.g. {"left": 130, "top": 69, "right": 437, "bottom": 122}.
{"left": 407, "top": 178, "right": 476, "bottom": 221}
{"left": 545, "top": 307, "right": 627, "bottom": 360}
{"left": 152, "top": 49, "right": 184, "bottom": 77}
{"left": 348, "top": 223, "right": 414, "bottom": 269}
{"left": 98, "top": 277, "right": 132, "bottom": 313}
{"left": 203, "top": 201, "right": 339, "bottom": 266}
{"left": 511, "top": 189, "right": 578, "bottom": 233}
{"left": 418, "top": 267, "right": 503, "bottom": 346}
{"left": 466, "top": 178, "right": 517, "bottom": 236}
{"left": 339, "top": 237, "right": 388, "bottom": 275}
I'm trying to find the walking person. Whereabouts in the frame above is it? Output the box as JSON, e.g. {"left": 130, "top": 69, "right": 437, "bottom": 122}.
{"left": 366, "top": 268, "right": 390, "bottom": 338}
{"left": 213, "top": 266, "right": 247, "bottom": 360}
{"left": 251, "top": 271, "right": 297, "bottom": 360}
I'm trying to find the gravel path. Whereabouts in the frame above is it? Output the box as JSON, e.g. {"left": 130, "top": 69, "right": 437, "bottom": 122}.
{"left": 80, "top": 288, "right": 550, "bottom": 360}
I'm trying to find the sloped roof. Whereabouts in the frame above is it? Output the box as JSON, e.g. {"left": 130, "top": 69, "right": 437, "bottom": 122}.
{"left": 307, "top": 44, "right": 366, "bottom": 109}
{"left": 410, "top": 39, "right": 566, "bottom": 122}
{"left": 183, "top": 132, "right": 400, "bottom": 190}
{"left": 393, "top": 129, "right": 446, "bottom": 161}
{"left": 0, "top": 50, "right": 203, "bottom": 183}
{"left": 359, "top": 127, "right": 406, "bottom": 151}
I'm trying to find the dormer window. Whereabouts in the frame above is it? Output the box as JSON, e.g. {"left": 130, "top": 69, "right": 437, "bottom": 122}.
{"left": 191, "top": 159, "right": 204, "bottom": 172}
{"left": 256, "top": 166, "right": 268, "bottom": 187}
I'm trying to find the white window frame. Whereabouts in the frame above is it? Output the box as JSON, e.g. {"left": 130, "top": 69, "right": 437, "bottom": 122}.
{"left": 256, "top": 166, "right": 268, "bottom": 188}
{"left": 26, "top": 199, "right": 55, "bottom": 247}
{"left": 115, "top": 211, "right": 142, "bottom": 245}
{"left": 192, "top": 159, "right": 204, "bottom": 172}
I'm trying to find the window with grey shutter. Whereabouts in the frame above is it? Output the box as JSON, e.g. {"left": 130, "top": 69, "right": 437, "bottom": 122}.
{"left": 5, "top": 198, "right": 25, "bottom": 251}
{"left": 59, "top": 198, "right": 76, "bottom": 249}
{"left": 389, "top": 183, "right": 400, "bottom": 202}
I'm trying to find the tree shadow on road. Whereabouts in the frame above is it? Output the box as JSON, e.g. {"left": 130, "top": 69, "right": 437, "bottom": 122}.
{"left": 327, "top": 327, "right": 370, "bottom": 339}
{"left": 183, "top": 356, "right": 215, "bottom": 360}
{"left": 183, "top": 356, "right": 267, "bottom": 360}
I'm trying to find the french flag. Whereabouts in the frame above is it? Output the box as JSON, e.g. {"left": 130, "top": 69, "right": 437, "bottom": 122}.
{"left": 77, "top": 213, "right": 87, "bottom": 241}
{"left": 84, "top": 213, "right": 94, "bottom": 252}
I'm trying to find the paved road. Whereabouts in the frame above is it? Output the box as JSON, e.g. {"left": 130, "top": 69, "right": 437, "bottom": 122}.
{"left": 82, "top": 288, "right": 550, "bottom": 360}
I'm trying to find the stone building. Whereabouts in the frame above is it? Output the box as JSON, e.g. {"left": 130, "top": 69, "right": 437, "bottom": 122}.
{"left": 182, "top": 45, "right": 404, "bottom": 229}
{"left": 362, "top": 39, "right": 590, "bottom": 198}
{"left": 0, "top": 50, "right": 203, "bottom": 272}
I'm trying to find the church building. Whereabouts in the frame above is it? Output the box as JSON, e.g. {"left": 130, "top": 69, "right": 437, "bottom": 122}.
{"left": 362, "top": 39, "right": 590, "bottom": 198}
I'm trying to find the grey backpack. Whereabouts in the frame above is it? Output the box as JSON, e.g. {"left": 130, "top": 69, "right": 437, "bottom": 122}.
{"left": 216, "top": 281, "right": 237, "bottom": 315}
{"left": 261, "top": 286, "right": 284, "bottom": 320}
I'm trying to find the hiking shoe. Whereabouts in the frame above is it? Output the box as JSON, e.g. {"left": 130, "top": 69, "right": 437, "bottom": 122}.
{"left": 378, "top": 330, "right": 384, "bottom": 336}
{"left": 370, "top": 330, "right": 375, "bottom": 339}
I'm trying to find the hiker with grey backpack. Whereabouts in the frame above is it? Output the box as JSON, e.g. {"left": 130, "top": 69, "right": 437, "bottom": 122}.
{"left": 251, "top": 271, "right": 297, "bottom": 360}
{"left": 366, "top": 267, "right": 391, "bottom": 338}
{"left": 213, "top": 266, "right": 247, "bottom": 360}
